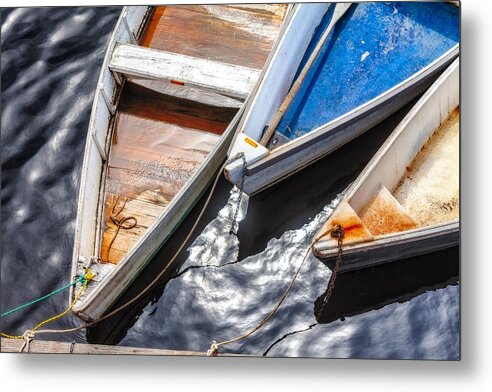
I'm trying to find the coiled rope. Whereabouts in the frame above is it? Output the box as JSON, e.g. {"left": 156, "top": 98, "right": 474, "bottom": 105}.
{"left": 106, "top": 196, "right": 137, "bottom": 263}
{"left": 2, "top": 154, "right": 245, "bottom": 348}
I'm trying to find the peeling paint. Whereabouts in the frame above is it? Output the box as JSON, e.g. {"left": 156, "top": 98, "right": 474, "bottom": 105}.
{"left": 360, "top": 50, "right": 370, "bottom": 61}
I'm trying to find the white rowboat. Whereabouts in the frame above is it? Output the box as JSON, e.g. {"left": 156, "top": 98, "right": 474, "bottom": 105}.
{"left": 313, "top": 58, "right": 459, "bottom": 271}
{"left": 70, "top": 5, "right": 289, "bottom": 321}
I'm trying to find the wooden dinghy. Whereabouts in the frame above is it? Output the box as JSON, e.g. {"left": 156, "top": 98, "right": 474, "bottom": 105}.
{"left": 312, "top": 58, "right": 459, "bottom": 272}
{"left": 70, "top": 4, "right": 289, "bottom": 321}
{"left": 225, "top": 1, "right": 459, "bottom": 195}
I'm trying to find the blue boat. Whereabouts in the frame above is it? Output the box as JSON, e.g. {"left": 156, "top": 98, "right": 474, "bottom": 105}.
{"left": 225, "top": 2, "right": 459, "bottom": 195}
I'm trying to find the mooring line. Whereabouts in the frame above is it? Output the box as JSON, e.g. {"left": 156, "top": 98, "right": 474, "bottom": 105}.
{"left": 1, "top": 269, "right": 94, "bottom": 340}
{"left": 0, "top": 276, "right": 84, "bottom": 318}
{"left": 2, "top": 154, "right": 246, "bottom": 344}
{"left": 207, "top": 224, "right": 344, "bottom": 356}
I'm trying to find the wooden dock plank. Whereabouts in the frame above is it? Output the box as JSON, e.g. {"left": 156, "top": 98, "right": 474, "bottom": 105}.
{"left": 1, "top": 338, "right": 240, "bottom": 356}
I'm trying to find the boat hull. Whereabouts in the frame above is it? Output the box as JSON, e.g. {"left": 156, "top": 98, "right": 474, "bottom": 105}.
{"left": 313, "top": 222, "right": 459, "bottom": 273}
{"left": 70, "top": 5, "right": 289, "bottom": 321}
{"left": 313, "top": 57, "right": 460, "bottom": 272}
{"left": 225, "top": 2, "right": 460, "bottom": 195}
{"left": 228, "top": 46, "right": 458, "bottom": 195}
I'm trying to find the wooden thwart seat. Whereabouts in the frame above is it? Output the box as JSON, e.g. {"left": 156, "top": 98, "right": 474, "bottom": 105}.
{"left": 109, "top": 43, "right": 261, "bottom": 99}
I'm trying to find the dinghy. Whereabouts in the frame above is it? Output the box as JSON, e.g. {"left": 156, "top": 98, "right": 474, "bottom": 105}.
{"left": 312, "top": 58, "right": 459, "bottom": 272}
{"left": 225, "top": 1, "right": 460, "bottom": 195}
{"left": 70, "top": 5, "right": 289, "bottom": 321}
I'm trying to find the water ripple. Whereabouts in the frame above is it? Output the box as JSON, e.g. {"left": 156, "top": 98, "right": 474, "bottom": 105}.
{"left": 1, "top": 7, "right": 459, "bottom": 359}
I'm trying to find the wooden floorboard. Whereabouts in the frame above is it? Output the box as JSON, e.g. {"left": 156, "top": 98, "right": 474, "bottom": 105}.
{"left": 100, "top": 82, "right": 236, "bottom": 264}
{"left": 139, "top": 5, "right": 286, "bottom": 70}
{"left": 118, "top": 82, "right": 237, "bottom": 134}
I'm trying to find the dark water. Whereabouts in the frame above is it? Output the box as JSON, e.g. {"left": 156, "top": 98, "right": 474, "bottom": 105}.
{"left": 1, "top": 7, "right": 459, "bottom": 359}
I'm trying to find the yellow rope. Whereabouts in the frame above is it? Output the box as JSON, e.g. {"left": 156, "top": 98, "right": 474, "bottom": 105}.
{"left": 1, "top": 155, "right": 242, "bottom": 341}
{"left": 1, "top": 269, "right": 94, "bottom": 339}
{"left": 21, "top": 157, "right": 237, "bottom": 338}
{"left": 0, "top": 332, "right": 23, "bottom": 339}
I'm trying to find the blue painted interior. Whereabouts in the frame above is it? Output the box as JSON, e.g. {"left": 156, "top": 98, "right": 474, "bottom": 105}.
{"left": 275, "top": 2, "right": 459, "bottom": 141}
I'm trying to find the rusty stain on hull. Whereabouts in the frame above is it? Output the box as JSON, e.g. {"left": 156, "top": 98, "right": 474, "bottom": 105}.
{"left": 317, "top": 201, "right": 373, "bottom": 248}
{"left": 359, "top": 185, "right": 418, "bottom": 236}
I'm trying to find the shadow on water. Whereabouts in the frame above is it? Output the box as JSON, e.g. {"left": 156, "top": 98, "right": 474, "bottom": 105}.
{"left": 314, "top": 246, "right": 459, "bottom": 324}
{"left": 236, "top": 99, "right": 416, "bottom": 259}
{"left": 86, "top": 175, "right": 233, "bottom": 345}
{"left": 86, "top": 97, "right": 459, "bottom": 347}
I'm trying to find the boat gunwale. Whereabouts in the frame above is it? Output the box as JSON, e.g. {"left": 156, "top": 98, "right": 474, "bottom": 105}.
{"left": 313, "top": 219, "right": 459, "bottom": 260}
{"left": 71, "top": 5, "right": 293, "bottom": 320}
{"left": 244, "top": 43, "right": 460, "bottom": 176}
{"left": 313, "top": 58, "right": 460, "bottom": 262}
{"left": 69, "top": 6, "right": 152, "bottom": 305}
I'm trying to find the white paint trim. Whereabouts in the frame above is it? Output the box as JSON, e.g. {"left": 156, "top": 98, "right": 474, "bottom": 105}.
{"left": 99, "top": 84, "right": 116, "bottom": 115}
{"left": 239, "top": 3, "right": 329, "bottom": 141}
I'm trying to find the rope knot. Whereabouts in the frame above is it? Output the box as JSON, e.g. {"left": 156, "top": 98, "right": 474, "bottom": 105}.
{"left": 19, "top": 330, "right": 35, "bottom": 352}
{"left": 330, "top": 224, "right": 344, "bottom": 245}
{"left": 207, "top": 340, "right": 219, "bottom": 357}
{"left": 81, "top": 268, "right": 94, "bottom": 286}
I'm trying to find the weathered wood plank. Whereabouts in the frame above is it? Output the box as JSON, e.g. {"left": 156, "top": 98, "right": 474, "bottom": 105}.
{"left": 0, "top": 338, "right": 239, "bottom": 356}
{"left": 140, "top": 5, "right": 286, "bottom": 70}
{"left": 128, "top": 76, "right": 244, "bottom": 109}
{"left": 110, "top": 43, "right": 260, "bottom": 99}
{"left": 101, "top": 192, "right": 168, "bottom": 264}
{"left": 118, "top": 81, "right": 237, "bottom": 135}
{"left": 98, "top": 81, "right": 236, "bottom": 264}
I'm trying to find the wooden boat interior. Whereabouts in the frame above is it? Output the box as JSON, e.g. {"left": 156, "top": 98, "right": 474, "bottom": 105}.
{"left": 316, "top": 59, "right": 459, "bottom": 251}
{"left": 71, "top": 3, "right": 289, "bottom": 306}
{"left": 238, "top": 1, "right": 459, "bottom": 149}
{"left": 100, "top": 5, "right": 287, "bottom": 265}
